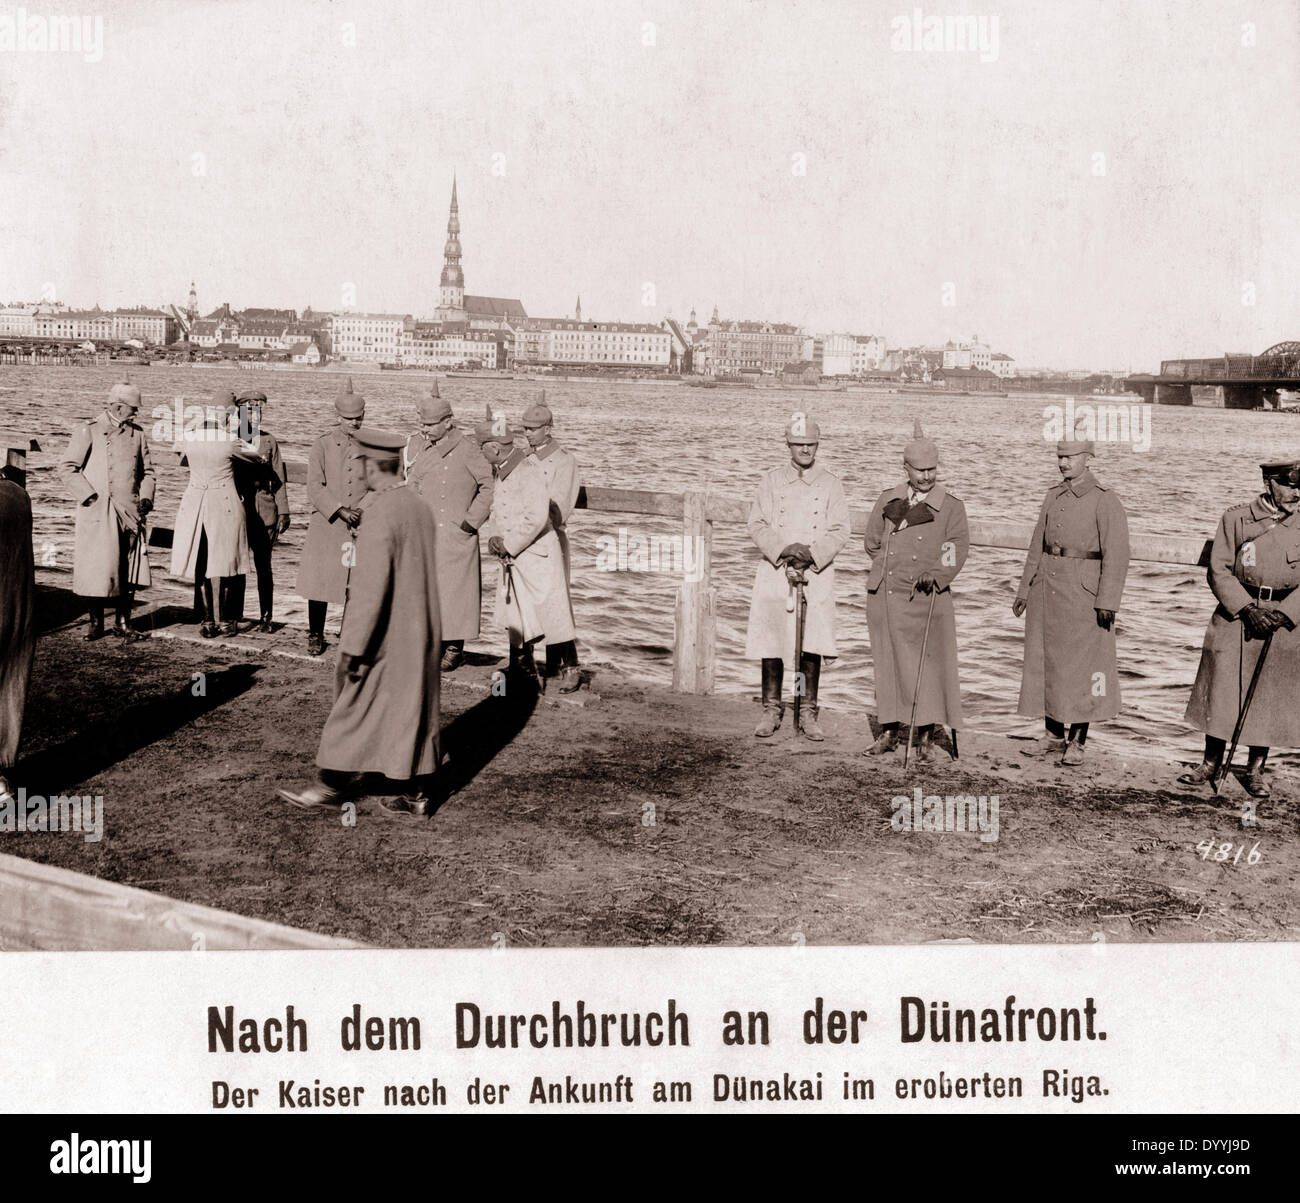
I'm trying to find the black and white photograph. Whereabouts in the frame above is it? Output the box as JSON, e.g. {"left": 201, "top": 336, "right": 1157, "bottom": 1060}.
{"left": 0, "top": 0, "right": 1296, "bottom": 1157}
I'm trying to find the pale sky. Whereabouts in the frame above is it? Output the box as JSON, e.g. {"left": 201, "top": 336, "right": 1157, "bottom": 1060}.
{"left": 1, "top": 0, "right": 1297, "bottom": 369}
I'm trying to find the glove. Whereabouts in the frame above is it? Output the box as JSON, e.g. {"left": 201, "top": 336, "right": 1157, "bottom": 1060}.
{"left": 337, "top": 507, "right": 362, "bottom": 529}
{"left": 1012, "top": 597, "right": 1028, "bottom": 618}
{"left": 276, "top": 513, "right": 291, "bottom": 535}
{"left": 138, "top": 497, "right": 153, "bottom": 517}
{"left": 460, "top": 520, "right": 478, "bottom": 536}
{"left": 342, "top": 654, "right": 369, "bottom": 683}
{"left": 1241, "top": 604, "right": 1275, "bottom": 640}
{"left": 913, "top": 571, "right": 937, "bottom": 594}
{"left": 488, "top": 535, "right": 508, "bottom": 557}
{"left": 1095, "top": 608, "right": 1115, "bottom": 630}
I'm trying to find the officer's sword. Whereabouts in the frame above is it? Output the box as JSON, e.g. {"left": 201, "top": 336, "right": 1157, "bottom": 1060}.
{"left": 902, "top": 587, "right": 939, "bottom": 772}
{"left": 787, "top": 566, "right": 808, "bottom": 733}
{"left": 1211, "top": 628, "right": 1275, "bottom": 795}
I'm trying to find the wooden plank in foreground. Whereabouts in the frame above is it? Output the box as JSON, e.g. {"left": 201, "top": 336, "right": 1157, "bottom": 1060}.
{"left": 0, "top": 852, "right": 366, "bottom": 951}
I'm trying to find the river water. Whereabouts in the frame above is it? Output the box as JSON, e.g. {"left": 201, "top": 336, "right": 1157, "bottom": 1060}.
{"left": 5, "top": 363, "right": 1296, "bottom": 762}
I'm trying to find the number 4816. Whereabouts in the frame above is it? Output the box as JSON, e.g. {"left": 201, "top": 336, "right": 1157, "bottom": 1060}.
{"left": 1196, "top": 839, "right": 1261, "bottom": 865}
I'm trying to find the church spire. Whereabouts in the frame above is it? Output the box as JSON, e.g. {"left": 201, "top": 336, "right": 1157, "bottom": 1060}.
{"left": 439, "top": 175, "right": 464, "bottom": 312}
{"left": 575, "top": 294, "right": 582, "bottom": 322}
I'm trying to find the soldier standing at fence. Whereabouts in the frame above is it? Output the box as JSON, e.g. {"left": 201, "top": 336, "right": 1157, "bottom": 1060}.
{"left": 278, "top": 428, "right": 441, "bottom": 818}
{"left": 59, "top": 380, "right": 155, "bottom": 642}
{"left": 0, "top": 470, "right": 35, "bottom": 805}
{"left": 745, "top": 415, "right": 851, "bottom": 740}
{"left": 523, "top": 398, "right": 581, "bottom": 692}
{"left": 1013, "top": 436, "right": 1130, "bottom": 765}
{"left": 227, "top": 389, "right": 290, "bottom": 632}
{"left": 403, "top": 384, "right": 493, "bottom": 672}
{"left": 475, "top": 414, "right": 574, "bottom": 685}
{"left": 1179, "top": 457, "right": 1300, "bottom": 799}
{"left": 297, "top": 378, "right": 367, "bottom": 656}
{"left": 863, "top": 421, "right": 969, "bottom": 762}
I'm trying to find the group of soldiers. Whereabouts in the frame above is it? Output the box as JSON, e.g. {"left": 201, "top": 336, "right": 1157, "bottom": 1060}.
{"left": 2, "top": 379, "right": 1298, "bottom": 814}
{"left": 744, "top": 414, "right": 1300, "bottom": 800}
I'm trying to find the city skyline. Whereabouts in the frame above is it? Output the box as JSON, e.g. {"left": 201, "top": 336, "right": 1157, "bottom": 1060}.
{"left": 2, "top": 0, "right": 1297, "bottom": 371}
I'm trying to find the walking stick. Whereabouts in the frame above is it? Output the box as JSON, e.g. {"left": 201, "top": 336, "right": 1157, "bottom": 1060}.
{"left": 1211, "top": 629, "right": 1275, "bottom": 795}
{"left": 902, "top": 587, "right": 939, "bottom": 772}
{"left": 787, "top": 567, "right": 808, "bottom": 732}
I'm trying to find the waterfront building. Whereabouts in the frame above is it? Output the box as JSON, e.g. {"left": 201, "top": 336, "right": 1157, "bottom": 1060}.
{"left": 514, "top": 317, "right": 671, "bottom": 370}
{"left": 398, "top": 319, "right": 498, "bottom": 368}
{"left": 0, "top": 306, "right": 37, "bottom": 336}
{"left": 706, "top": 311, "right": 804, "bottom": 374}
{"left": 29, "top": 306, "right": 178, "bottom": 345}
{"left": 989, "top": 351, "right": 1016, "bottom": 378}
{"left": 330, "top": 311, "right": 409, "bottom": 361}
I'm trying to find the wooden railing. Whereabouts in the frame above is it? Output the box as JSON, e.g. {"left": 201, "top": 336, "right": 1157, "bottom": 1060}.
{"left": 141, "top": 456, "right": 1213, "bottom": 695}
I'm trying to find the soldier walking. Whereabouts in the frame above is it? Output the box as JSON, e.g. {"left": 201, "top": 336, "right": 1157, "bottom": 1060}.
{"left": 522, "top": 398, "right": 581, "bottom": 691}
{"left": 403, "top": 384, "right": 493, "bottom": 672}
{"left": 745, "top": 416, "right": 850, "bottom": 740}
{"left": 228, "top": 389, "right": 290, "bottom": 632}
{"left": 278, "top": 428, "right": 441, "bottom": 818}
{"left": 1180, "top": 456, "right": 1300, "bottom": 799}
{"left": 863, "top": 422, "right": 969, "bottom": 762}
{"left": 1013, "top": 436, "right": 1130, "bottom": 765}
{"left": 297, "top": 378, "right": 367, "bottom": 656}
{"left": 474, "top": 415, "right": 575, "bottom": 685}
{"left": 59, "top": 381, "right": 155, "bottom": 641}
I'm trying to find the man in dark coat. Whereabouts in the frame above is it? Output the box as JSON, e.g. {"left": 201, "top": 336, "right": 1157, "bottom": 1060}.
{"left": 296, "top": 378, "right": 366, "bottom": 655}
{"left": 1013, "top": 437, "right": 1130, "bottom": 766}
{"left": 1179, "top": 457, "right": 1300, "bottom": 799}
{"left": 59, "top": 381, "right": 155, "bottom": 641}
{"left": 403, "top": 384, "right": 493, "bottom": 671}
{"left": 0, "top": 471, "right": 35, "bottom": 805}
{"left": 279, "top": 428, "right": 441, "bottom": 818}
{"left": 227, "top": 389, "right": 290, "bottom": 632}
{"left": 864, "top": 421, "right": 969, "bottom": 762}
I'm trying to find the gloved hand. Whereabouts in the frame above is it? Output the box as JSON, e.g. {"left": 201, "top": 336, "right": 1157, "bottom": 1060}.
{"left": 1241, "top": 604, "right": 1276, "bottom": 640}
{"left": 276, "top": 513, "right": 291, "bottom": 535}
{"left": 780, "top": 542, "right": 813, "bottom": 568}
{"left": 343, "top": 654, "right": 369, "bottom": 683}
{"left": 1095, "top": 608, "right": 1115, "bottom": 630}
{"left": 337, "top": 507, "right": 363, "bottom": 529}
{"left": 460, "top": 520, "right": 478, "bottom": 536}
{"left": 1012, "top": 597, "right": 1028, "bottom": 618}
{"left": 488, "top": 535, "right": 508, "bottom": 558}
{"left": 914, "top": 571, "right": 937, "bottom": 594}
{"left": 138, "top": 497, "right": 153, "bottom": 518}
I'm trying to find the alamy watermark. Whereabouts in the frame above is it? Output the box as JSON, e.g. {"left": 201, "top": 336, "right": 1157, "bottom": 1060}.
{"left": 151, "top": 398, "right": 260, "bottom": 444}
{"left": 890, "top": 8, "right": 999, "bottom": 62}
{"left": 596, "top": 527, "right": 706, "bottom": 583}
{"left": 0, "top": 8, "right": 104, "bottom": 62}
{"left": 0, "top": 789, "right": 103, "bottom": 842}
{"left": 891, "top": 787, "right": 999, "bottom": 843}
{"left": 1043, "top": 396, "right": 1152, "bottom": 453}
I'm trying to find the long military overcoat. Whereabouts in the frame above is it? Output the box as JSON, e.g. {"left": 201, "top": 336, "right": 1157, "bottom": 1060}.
{"left": 1015, "top": 470, "right": 1130, "bottom": 724}
{"left": 297, "top": 424, "right": 368, "bottom": 603}
{"left": 485, "top": 454, "right": 575, "bottom": 647}
{"left": 170, "top": 438, "right": 261, "bottom": 580}
{"left": 404, "top": 428, "right": 494, "bottom": 641}
{"left": 744, "top": 462, "right": 850, "bottom": 660}
{"left": 1184, "top": 496, "right": 1300, "bottom": 747}
{"left": 316, "top": 485, "right": 441, "bottom": 781}
{"left": 864, "top": 482, "right": 969, "bottom": 728}
{"left": 60, "top": 414, "right": 155, "bottom": 597}
{"left": 0, "top": 479, "right": 35, "bottom": 769}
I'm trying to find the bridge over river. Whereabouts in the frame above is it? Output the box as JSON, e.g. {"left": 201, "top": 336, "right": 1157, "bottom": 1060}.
{"left": 1125, "top": 342, "right": 1300, "bottom": 408}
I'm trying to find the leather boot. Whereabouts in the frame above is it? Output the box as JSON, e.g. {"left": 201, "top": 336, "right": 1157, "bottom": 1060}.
{"left": 797, "top": 652, "right": 824, "bottom": 740}
{"left": 85, "top": 604, "right": 107, "bottom": 642}
{"left": 556, "top": 641, "right": 581, "bottom": 693}
{"left": 753, "top": 658, "right": 784, "bottom": 737}
{"left": 864, "top": 725, "right": 899, "bottom": 756}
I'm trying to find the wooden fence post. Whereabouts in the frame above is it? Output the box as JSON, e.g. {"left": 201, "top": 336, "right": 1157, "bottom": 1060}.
{"left": 672, "top": 490, "right": 715, "bottom": 694}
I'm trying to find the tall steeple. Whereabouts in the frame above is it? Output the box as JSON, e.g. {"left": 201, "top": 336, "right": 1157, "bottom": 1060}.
{"left": 439, "top": 175, "right": 464, "bottom": 312}
{"left": 575, "top": 294, "right": 582, "bottom": 322}
{"left": 186, "top": 281, "right": 198, "bottom": 324}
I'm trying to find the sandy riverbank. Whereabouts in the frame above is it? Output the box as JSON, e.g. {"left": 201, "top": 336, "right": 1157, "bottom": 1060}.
{"left": 5, "top": 580, "right": 1296, "bottom": 948}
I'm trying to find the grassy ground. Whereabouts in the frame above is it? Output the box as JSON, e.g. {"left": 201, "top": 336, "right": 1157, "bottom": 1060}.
{"left": 6, "top": 580, "right": 1297, "bottom": 948}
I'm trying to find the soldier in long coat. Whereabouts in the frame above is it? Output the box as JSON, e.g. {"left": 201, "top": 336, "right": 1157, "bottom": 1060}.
{"left": 523, "top": 399, "right": 582, "bottom": 691}
{"left": 227, "top": 389, "right": 290, "bottom": 632}
{"left": 745, "top": 417, "right": 851, "bottom": 740}
{"left": 403, "top": 386, "right": 493, "bottom": 671}
{"left": 170, "top": 398, "right": 266, "bottom": 638}
{"left": 0, "top": 473, "right": 35, "bottom": 804}
{"left": 1179, "top": 457, "right": 1300, "bottom": 799}
{"left": 864, "top": 422, "right": 969, "bottom": 762}
{"left": 278, "top": 428, "right": 441, "bottom": 818}
{"left": 475, "top": 417, "right": 575, "bottom": 684}
{"left": 296, "top": 378, "right": 367, "bottom": 656}
{"left": 59, "top": 381, "right": 155, "bottom": 641}
{"left": 1013, "top": 438, "right": 1130, "bottom": 766}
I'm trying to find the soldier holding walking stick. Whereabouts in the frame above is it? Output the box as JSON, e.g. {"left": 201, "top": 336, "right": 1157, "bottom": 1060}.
{"left": 1180, "top": 455, "right": 1300, "bottom": 801}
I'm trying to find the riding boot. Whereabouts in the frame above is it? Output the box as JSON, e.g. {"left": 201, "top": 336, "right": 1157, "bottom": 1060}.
{"left": 113, "top": 599, "right": 143, "bottom": 642}
{"left": 797, "top": 652, "right": 824, "bottom": 740}
{"left": 85, "top": 601, "right": 107, "bottom": 641}
{"left": 218, "top": 578, "right": 241, "bottom": 636}
{"left": 753, "top": 658, "right": 784, "bottom": 737}
{"left": 1242, "top": 746, "right": 1271, "bottom": 798}
{"left": 199, "top": 579, "right": 219, "bottom": 638}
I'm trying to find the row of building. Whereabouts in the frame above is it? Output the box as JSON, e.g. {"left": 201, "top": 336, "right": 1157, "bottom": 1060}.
{"left": 1, "top": 182, "right": 1018, "bottom": 381}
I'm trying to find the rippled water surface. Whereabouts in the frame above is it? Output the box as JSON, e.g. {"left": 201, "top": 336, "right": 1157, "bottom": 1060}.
{"left": 6, "top": 363, "right": 1296, "bottom": 761}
